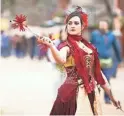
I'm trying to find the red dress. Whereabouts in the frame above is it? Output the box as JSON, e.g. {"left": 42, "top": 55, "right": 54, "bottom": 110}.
{"left": 50, "top": 41, "right": 105, "bottom": 115}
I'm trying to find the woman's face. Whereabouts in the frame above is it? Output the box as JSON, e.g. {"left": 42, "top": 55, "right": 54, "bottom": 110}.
{"left": 67, "top": 16, "right": 82, "bottom": 35}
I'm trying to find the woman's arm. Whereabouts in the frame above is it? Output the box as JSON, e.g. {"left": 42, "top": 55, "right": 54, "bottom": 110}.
{"left": 50, "top": 45, "right": 69, "bottom": 64}
{"left": 100, "top": 71, "right": 114, "bottom": 101}
{"left": 37, "top": 36, "right": 69, "bottom": 64}
{"left": 93, "top": 46, "right": 121, "bottom": 109}
{"left": 100, "top": 71, "right": 121, "bottom": 108}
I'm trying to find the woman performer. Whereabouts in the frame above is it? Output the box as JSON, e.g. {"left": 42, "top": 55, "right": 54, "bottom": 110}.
{"left": 37, "top": 6, "right": 121, "bottom": 116}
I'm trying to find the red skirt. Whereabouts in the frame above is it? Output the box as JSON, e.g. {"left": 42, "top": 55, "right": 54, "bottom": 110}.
{"left": 50, "top": 82, "right": 78, "bottom": 115}
{"left": 50, "top": 94, "right": 77, "bottom": 115}
{"left": 50, "top": 84, "right": 101, "bottom": 115}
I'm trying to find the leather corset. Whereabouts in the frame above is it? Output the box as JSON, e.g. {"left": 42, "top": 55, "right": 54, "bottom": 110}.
{"left": 83, "top": 54, "right": 94, "bottom": 77}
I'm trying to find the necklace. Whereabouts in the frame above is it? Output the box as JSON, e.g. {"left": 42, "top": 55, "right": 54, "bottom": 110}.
{"left": 78, "top": 41, "right": 92, "bottom": 54}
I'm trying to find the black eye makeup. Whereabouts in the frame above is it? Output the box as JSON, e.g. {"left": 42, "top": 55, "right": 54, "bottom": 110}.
{"left": 68, "top": 21, "right": 72, "bottom": 25}
{"left": 68, "top": 21, "right": 80, "bottom": 25}
{"left": 74, "top": 21, "right": 79, "bottom": 25}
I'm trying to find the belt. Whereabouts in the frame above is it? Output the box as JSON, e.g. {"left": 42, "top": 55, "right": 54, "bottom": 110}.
{"left": 77, "top": 78, "right": 84, "bottom": 86}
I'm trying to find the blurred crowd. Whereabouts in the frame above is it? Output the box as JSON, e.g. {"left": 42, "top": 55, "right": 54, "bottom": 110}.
{"left": 0, "top": 27, "right": 66, "bottom": 60}
{"left": 1, "top": 24, "right": 124, "bottom": 61}
{"left": 1, "top": 30, "right": 39, "bottom": 59}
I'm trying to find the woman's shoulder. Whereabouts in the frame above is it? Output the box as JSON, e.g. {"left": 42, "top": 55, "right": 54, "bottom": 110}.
{"left": 57, "top": 41, "right": 70, "bottom": 50}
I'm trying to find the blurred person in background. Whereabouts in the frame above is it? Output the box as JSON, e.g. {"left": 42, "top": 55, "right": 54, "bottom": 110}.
{"left": 38, "top": 34, "right": 49, "bottom": 60}
{"left": 11, "top": 35, "right": 20, "bottom": 57}
{"left": 59, "top": 27, "right": 67, "bottom": 42}
{"left": 21, "top": 35, "right": 28, "bottom": 57}
{"left": 91, "top": 20, "right": 122, "bottom": 104}
{"left": 15, "top": 35, "right": 24, "bottom": 58}
{"left": 29, "top": 36, "right": 37, "bottom": 59}
{"left": 120, "top": 24, "right": 124, "bottom": 62}
{"left": 112, "top": 30, "right": 122, "bottom": 78}
{"left": 37, "top": 7, "right": 121, "bottom": 115}
{"left": 47, "top": 33, "right": 60, "bottom": 62}
{"left": 11, "top": 35, "right": 17, "bottom": 56}
{"left": 1, "top": 30, "right": 11, "bottom": 57}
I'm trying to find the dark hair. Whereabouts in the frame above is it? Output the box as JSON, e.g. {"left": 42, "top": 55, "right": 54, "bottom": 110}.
{"left": 66, "top": 11, "right": 83, "bottom": 25}
{"left": 65, "top": 11, "right": 83, "bottom": 32}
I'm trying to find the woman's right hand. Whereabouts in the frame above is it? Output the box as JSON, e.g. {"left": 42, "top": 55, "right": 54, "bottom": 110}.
{"left": 37, "top": 36, "right": 53, "bottom": 47}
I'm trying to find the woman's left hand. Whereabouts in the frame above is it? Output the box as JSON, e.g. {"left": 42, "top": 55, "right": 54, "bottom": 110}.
{"left": 112, "top": 100, "right": 122, "bottom": 109}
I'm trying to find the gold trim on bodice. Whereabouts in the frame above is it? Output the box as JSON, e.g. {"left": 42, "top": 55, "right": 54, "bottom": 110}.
{"left": 64, "top": 55, "right": 75, "bottom": 67}
{"left": 64, "top": 54, "right": 94, "bottom": 69}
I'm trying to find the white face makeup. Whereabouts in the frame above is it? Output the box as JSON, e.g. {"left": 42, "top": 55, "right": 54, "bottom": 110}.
{"left": 67, "top": 16, "right": 82, "bottom": 35}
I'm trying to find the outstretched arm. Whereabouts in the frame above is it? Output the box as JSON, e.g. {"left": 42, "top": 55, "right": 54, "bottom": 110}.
{"left": 37, "top": 36, "right": 69, "bottom": 64}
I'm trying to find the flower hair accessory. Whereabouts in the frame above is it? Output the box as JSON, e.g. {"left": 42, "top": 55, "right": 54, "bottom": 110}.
{"left": 65, "top": 6, "right": 88, "bottom": 28}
